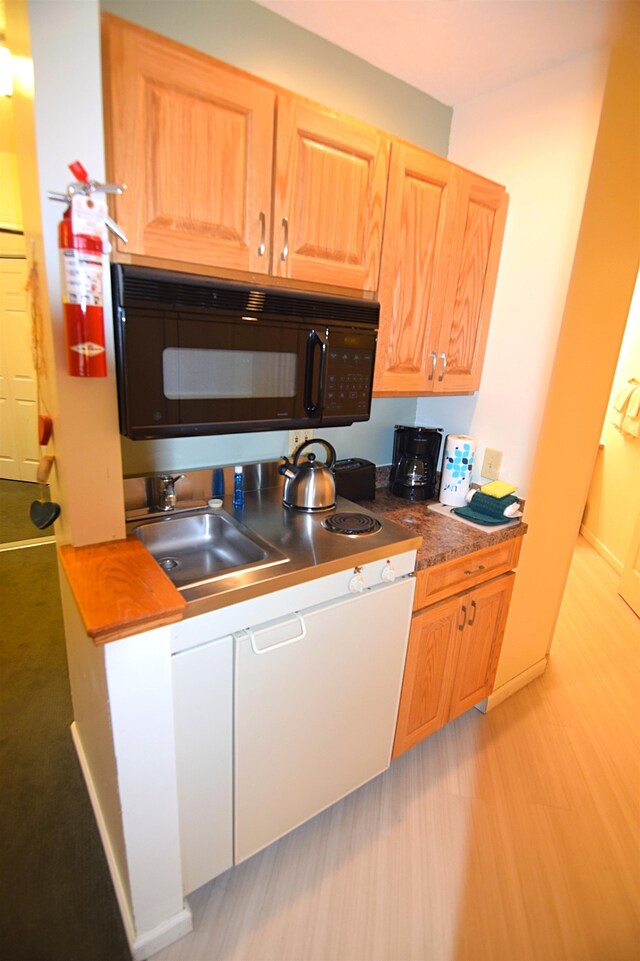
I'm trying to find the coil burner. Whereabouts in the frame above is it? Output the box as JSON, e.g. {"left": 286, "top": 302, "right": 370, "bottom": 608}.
{"left": 322, "top": 512, "right": 382, "bottom": 536}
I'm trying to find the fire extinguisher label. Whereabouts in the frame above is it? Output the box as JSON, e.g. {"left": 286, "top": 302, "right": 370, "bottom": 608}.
{"left": 60, "top": 249, "right": 103, "bottom": 307}
{"left": 70, "top": 194, "right": 108, "bottom": 241}
{"left": 69, "top": 342, "right": 106, "bottom": 358}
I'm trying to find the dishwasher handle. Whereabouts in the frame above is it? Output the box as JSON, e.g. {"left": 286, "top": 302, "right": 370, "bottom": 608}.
{"left": 241, "top": 612, "right": 307, "bottom": 655}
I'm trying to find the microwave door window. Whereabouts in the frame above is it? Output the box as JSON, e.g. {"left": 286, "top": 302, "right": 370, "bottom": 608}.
{"left": 122, "top": 307, "right": 182, "bottom": 435}
{"left": 162, "top": 347, "right": 297, "bottom": 401}
{"left": 168, "top": 318, "right": 314, "bottom": 431}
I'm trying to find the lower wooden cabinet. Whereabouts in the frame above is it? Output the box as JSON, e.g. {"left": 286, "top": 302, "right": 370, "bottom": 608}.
{"left": 392, "top": 568, "right": 516, "bottom": 759}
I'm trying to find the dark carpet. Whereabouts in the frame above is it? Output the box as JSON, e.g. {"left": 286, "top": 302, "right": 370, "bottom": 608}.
{"left": 0, "top": 543, "right": 131, "bottom": 961}
{"left": 0, "top": 479, "right": 50, "bottom": 543}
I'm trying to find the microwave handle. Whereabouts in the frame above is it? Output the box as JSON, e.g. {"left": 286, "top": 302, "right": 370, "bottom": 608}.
{"left": 304, "top": 329, "right": 326, "bottom": 416}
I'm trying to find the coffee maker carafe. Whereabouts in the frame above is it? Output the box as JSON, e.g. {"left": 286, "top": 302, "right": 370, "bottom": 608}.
{"left": 390, "top": 425, "right": 443, "bottom": 501}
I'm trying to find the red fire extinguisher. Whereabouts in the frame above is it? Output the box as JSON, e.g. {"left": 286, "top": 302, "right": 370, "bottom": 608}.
{"left": 50, "top": 161, "right": 127, "bottom": 378}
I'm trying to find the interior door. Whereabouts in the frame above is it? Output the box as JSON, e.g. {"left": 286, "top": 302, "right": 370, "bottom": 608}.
{"left": 0, "top": 256, "right": 39, "bottom": 482}
{"left": 619, "top": 511, "right": 640, "bottom": 616}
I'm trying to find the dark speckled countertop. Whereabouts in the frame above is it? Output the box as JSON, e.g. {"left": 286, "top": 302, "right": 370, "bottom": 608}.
{"left": 359, "top": 468, "right": 527, "bottom": 570}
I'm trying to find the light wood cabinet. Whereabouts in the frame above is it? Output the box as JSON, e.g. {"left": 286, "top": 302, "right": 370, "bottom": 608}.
{"left": 436, "top": 171, "right": 509, "bottom": 393}
{"left": 392, "top": 538, "right": 520, "bottom": 759}
{"left": 374, "top": 148, "right": 508, "bottom": 397}
{"left": 374, "top": 143, "right": 459, "bottom": 395}
{"left": 102, "top": 14, "right": 508, "bottom": 349}
{"left": 102, "top": 15, "right": 275, "bottom": 275}
{"left": 272, "top": 96, "right": 389, "bottom": 291}
{"left": 447, "top": 574, "right": 514, "bottom": 721}
{"left": 101, "top": 15, "right": 388, "bottom": 292}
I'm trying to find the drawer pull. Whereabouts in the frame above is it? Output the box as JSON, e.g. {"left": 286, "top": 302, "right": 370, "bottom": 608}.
{"left": 464, "top": 564, "right": 486, "bottom": 576}
{"left": 458, "top": 605, "right": 467, "bottom": 631}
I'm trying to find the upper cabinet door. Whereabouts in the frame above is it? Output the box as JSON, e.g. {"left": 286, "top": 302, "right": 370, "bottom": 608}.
{"left": 102, "top": 15, "right": 275, "bottom": 273}
{"left": 435, "top": 172, "right": 509, "bottom": 393}
{"left": 373, "top": 143, "right": 460, "bottom": 395}
{"left": 273, "top": 96, "right": 390, "bottom": 291}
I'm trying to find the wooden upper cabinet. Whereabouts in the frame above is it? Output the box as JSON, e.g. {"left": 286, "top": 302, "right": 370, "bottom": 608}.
{"left": 374, "top": 143, "right": 459, "bottom": 395}
{"left": 101, "top": 15, "right": 275, "bottom": 274}
{"left": 272, "top": 96, "right": 390, "bottom": 291}
{"left": 374, "top": 148, "right": 508, "bottom": 397}
{"left": 435, "top": 171, "right": 509, "bottom": 393}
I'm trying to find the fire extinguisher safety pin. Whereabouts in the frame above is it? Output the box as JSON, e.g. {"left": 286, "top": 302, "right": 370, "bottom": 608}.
{"left": 47, "top": 191, "right": 128, "bottom": 245}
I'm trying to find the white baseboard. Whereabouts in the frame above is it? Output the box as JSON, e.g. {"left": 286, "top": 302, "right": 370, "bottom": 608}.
{"left": 71, "top": 723, "right": 192, "bottom": 960}
{"left": 474, "top": 658, "right": 548, "bottom": 714}
{"left": 579, "top": 525, "right": 623, "bottom": 574}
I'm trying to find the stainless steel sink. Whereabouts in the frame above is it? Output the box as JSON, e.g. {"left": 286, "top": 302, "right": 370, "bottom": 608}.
{"left": 132, "top": 509, "right": 288, "bottom": 589}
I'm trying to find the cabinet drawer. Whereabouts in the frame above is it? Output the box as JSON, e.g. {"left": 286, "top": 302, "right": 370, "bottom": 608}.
{"left": 414, "top": 535, "right": 522, "bottom": 610}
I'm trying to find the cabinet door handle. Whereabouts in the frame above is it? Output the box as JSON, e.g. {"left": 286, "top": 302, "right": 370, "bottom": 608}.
{"left": 258, "top": 211, "right": 266, "bottom": 257}
{"left": 458, "top": 604, "right": 467, "bottom": 632}
{"left": 464, "top": 564, "right": 485, "bottom": 576}
{"left": 280, "top": 217, "right": 289, "bottom": 262}
{"left": 467, "top": 599, "right": 477, "bottom": 627}
{"left": 428, "top": 351, "right": 437, "bottom": 381}
{"left": 437, "top": 352, "right": 447, "bottom": 382}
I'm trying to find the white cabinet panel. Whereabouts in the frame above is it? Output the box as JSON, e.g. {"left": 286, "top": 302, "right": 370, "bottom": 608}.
{"left": 172, "top": 635, "right": 233, "bottom": 893}
{"left": 234, "top": 578, "right": 414, "bottom": 863}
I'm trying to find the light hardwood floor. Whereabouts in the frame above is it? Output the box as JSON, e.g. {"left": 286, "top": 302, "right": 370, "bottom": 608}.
{"left": 155, "top": 537, "right": 639, "bottom": 961}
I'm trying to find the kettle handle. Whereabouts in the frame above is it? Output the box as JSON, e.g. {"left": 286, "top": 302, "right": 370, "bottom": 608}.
{"left": 294, "top": 438, "right": 336, "bottom": 470}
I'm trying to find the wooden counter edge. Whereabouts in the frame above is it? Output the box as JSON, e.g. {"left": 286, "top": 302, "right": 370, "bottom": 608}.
{"left": 59, "top": 538, "right": 186, "bottom": 646}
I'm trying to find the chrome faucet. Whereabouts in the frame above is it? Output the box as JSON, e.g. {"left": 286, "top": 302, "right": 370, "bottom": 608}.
{"left": 150, "top": 473, "right": 184, "bottom": 512}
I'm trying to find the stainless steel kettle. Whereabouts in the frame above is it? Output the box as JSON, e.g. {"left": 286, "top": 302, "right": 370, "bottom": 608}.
{"left": 279, "top": 439, "right": 337, "bottom": 511}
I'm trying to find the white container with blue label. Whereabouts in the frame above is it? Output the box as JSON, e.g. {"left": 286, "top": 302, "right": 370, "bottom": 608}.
{"left": 439, "top": 435, "right": 476, "bottom": 507}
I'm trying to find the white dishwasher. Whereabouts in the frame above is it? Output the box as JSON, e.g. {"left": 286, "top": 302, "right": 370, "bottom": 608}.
{"left": 234, "top": 574, "right": 415, "bottom": 863}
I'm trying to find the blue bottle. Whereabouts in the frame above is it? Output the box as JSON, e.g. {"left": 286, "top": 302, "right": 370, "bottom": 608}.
{"left": 233, "top": 465, "right": 244, "bottom": 509}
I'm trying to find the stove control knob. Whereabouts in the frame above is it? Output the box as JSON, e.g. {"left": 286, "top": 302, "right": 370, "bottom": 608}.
{"left": 381, "top": 561, "right": 396, "bottom": 583}
{"left": 349, "top": 572, "right": 365, "bottom": 593}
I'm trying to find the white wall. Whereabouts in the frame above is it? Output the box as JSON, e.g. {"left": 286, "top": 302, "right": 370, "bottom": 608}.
{"left": 121, "top": 396, "right": 418, "bottom": 475}
{"left": 8, "top": 0, "right": 125, "bottom": 546}
{"left": 582, "top": 270, "right": 640, "bottom": 570}
{"left": 417, "top": 52, "right": 609, "bottom": 496}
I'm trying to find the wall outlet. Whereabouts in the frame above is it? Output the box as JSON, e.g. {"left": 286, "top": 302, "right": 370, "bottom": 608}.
{"left": 288, "top": 429, "right": 314, "bottom": 456}
{"left": 481, "top": 448, "right": 503, "bottom": 480}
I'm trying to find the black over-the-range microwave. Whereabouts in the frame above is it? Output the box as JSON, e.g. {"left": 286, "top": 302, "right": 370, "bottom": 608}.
{"left": 111, "top": 265, "right": 379, "bottom": 440}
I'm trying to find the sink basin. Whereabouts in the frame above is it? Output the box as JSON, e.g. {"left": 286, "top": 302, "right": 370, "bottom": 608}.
{"left": 133, "top": 509, "right": 288, "bottom": 589}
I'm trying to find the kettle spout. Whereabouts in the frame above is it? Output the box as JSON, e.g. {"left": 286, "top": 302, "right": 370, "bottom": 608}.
{"left": 278, "top": 456, "right": 298, "bottom": 480}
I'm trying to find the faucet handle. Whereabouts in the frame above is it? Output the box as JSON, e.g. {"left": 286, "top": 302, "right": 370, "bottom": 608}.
{"left": 162, "top": 473, "right": 184, "bottom": 488}
{"left": 152, "top": 473, "right": 184, "bottom": 511}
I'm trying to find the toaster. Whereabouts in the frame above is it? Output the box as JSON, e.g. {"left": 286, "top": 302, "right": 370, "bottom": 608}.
{"left": 334, "top": 458, "right": 376, "bottom": 502}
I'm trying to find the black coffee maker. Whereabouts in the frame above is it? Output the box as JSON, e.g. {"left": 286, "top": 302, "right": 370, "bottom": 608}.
{"left": 389, "top": 425, "right": 443, "bottom": 501}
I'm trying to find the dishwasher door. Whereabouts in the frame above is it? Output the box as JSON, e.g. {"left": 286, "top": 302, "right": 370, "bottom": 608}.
{"left": 234, "top": 576, "right": 414, "bottom": 864}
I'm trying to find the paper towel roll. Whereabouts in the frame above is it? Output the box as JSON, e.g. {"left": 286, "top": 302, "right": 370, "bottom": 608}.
{"left": 439, "top": 435, "right": 476, "bottom": 507}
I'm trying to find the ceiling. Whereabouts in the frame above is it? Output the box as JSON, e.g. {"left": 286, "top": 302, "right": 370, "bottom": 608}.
{"left": 252, "top": 0, "right": 621, "bottom": 105}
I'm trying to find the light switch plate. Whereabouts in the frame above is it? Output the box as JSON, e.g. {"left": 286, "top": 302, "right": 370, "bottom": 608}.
{"left": 482, "top": 448, "right": 503, "bottom": 480}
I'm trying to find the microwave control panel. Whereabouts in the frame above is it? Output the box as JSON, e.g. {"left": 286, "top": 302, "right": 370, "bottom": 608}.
{"left": 323, "top": 330, "right": 376, "bottom": 419}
